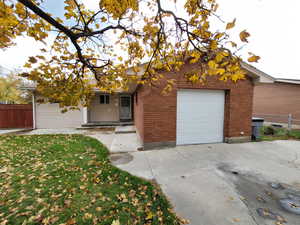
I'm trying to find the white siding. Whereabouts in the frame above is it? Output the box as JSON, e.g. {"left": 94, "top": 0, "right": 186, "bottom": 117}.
{"left": 176, "top": 89, "right": 225, "bottom": 145}
{"left": 89, "top": 94, "right": 119, "bottom": 122}
{"left": 35, "top": 102, "right": 83, "bottom": 129}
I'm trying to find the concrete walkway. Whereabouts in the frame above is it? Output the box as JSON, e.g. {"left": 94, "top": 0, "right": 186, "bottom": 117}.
{"left": 111, "top": 141, "right": 300, "bottom": 225}
{"left": 88, "top": 126, "right": 142, "bottom": 153}
{"left": 23, "top": 126, "right": 142, "bottom": 153}
{"left": 24, "top": 128, "right": 83, "bottom": 135}
{"left": 0, "top": 128, "right": 30, "bottom": 135}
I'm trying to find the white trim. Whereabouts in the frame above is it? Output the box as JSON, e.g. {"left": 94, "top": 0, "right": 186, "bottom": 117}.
{"left": 32, "top": 93, "right": 36, "bottom": 129}
{"left": 240, "top": 62, "right": 275, "bottom": 83}
{"left": 83, "top": 107, "right": 88, "bottom": 124}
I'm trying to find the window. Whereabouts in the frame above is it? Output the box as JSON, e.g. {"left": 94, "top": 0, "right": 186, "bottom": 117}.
{"left": 100, "top": 94, "right": 110, "bottom": 104}
{"left": 121, "top": 96, "right": 130, "bottom": 107}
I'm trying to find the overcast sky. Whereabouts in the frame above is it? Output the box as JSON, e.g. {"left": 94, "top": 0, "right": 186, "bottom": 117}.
{"left": 0, "top": 0, "right": 299, "bottom": 79}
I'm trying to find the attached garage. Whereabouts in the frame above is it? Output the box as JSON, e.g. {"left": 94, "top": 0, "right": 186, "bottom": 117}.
{"left": 35, "top": 102, "right": 83, "bottom": 129}
{"left": 176, "top": 89, "right": 225, "bottom": 145}
{"left": 133, "top": 62, "right": 258, "bottom": 150}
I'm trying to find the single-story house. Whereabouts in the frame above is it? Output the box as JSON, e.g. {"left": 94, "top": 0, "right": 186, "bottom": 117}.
{"left": 24, "top": 62, "right": 269, "bottom": 149}
{"left": 253, "top": 74, "right": 300, "bottom": 125}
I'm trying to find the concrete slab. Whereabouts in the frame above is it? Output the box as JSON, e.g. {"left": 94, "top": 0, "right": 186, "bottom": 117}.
{"left": 144, "top": 149, "right": 202, "bottom": 178}
{"left": 160, "top": 169, "right": 257, "bottom": 225}
{"left": 86, "top": 126, "right": 142, "bottom": 153}
{"left": 112, "top": 152, "right": 154, "bottom": 180}
{"left": 87, "top": 132, "right": 115, "bottom": 149}
{"left": 110, "top": 133, "right": 142, "bottom": 153}
{"left": 113, "top": 141, "right": 300, "bottom": 225}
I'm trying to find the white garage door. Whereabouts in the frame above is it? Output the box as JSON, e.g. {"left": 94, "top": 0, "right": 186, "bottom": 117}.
{"left": 176, "top": 89, "right": 225, "bottom": 145}
{"left": 35, "top": 103, "right": 83, "bottom": 129}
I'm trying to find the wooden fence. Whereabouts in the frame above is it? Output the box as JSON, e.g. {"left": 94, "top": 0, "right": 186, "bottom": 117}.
{"left": 0, "top": 104, "right": 33, "bottom": 128}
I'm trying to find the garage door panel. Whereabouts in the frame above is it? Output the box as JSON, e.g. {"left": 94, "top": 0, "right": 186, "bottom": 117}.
{"left": 176, "top": 89, "right": 225, "bottom": 145}
{"left": 36, "top": 103, "right": 83, "bottom": 128}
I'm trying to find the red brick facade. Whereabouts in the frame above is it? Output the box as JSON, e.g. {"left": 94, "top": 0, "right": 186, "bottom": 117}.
{"left": 253, "top": 82, "right": 300, "bottom": 124}
{"left": 134, "top": 64, "right": 254, "bottom": 148}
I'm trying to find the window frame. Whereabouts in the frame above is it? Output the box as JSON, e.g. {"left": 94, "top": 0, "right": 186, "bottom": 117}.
{"left": 99, "top": 94, "right": 110, "bottom": 104}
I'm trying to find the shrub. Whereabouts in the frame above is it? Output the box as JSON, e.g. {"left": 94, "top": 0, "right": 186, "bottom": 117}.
{"left": 262, "top": 126, "right": 276, "bottom": 135}
{"left": 274, "top": 128, "right": 288, "bottom": 136}
{"left": 288, "top": 130, "right": 300, "bottom": 139}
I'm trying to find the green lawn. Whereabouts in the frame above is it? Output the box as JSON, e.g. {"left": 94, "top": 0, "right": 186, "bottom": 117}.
{"left": 0, "top": 135, "right": 181, "bottom": 225}
{"left": 260, "top": 126, "right": 300, "bottom": 141}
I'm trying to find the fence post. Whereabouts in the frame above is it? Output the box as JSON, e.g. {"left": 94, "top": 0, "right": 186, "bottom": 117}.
{"left": 288, "top": 114, "right": 292, "bottom": 130}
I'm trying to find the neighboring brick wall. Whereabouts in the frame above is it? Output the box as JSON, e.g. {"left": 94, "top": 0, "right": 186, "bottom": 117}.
{"left": 134, "top": 63, "right": 254, "bottom": 146}
{"left": 253, "top": 83, "right": 300, "bottom": 123}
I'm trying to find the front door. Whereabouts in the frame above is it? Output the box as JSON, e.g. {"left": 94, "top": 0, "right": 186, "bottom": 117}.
{"left": 120, "top": 95, "right": 132, "bottom": 120}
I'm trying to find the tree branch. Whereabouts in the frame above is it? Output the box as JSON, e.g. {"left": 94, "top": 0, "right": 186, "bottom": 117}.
{"left": 18, "top": 0, "right": 76, "bottom": 38}
{"left": 75, "top": 24, "right": 142, "bottom": 38}
{"left": 17, "top": 0, "right": 107, "bottom": 79}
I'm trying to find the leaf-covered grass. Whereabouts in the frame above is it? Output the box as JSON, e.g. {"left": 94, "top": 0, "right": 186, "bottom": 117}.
{"left": 0, "top": 135, "right": 181, "bottom": 225}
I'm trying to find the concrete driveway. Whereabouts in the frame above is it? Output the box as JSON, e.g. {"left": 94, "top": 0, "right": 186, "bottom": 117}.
{"left": 111, "top": 141, "right": 300, "bottom": 225}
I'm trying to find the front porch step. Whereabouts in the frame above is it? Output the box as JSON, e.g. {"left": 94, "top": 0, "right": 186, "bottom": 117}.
{"left": 115, "top": 125, "right": 136, "bottom": 134}
{"left": 81, "top": 121, "right": 134, "bottom": 128}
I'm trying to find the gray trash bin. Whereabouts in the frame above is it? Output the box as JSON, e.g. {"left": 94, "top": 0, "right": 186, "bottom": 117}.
{"left": 252, "top": 117, "right": 264, "bottom": 140}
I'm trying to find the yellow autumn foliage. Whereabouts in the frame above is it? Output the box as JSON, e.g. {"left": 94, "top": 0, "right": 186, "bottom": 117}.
{"left": 0, "top": 0, "right": 260, "bottom": 109}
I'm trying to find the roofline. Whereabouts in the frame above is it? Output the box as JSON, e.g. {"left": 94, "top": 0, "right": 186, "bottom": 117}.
{"left": 20, "top": 61, "right": 273, "bottom": 90}
{"left": 275, "top": 78, "right": 300, "bottom": 82}
{"left": 240, "top": 64, "right": 300, "bottom": 85}
{"left": 240, "top": 62, "right": 275, "bottom": 82}
{"left": 275, "top": 79, "right": 300, "bottom": 85}
{"left": 131, "top": 60, "right": 272, "bottom": 81}
{"left": 19, "top": 86, "right": 136, "bottom": 93}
